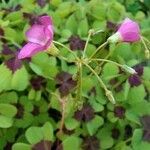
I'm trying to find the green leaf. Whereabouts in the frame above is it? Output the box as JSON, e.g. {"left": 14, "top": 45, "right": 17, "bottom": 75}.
{"left": 143, "top": 67, "right": 150, "bottom": 80}
{"left": 12, "top": 143, "right": 31, "bottom": 150}
{"left": 132, "top": 129, "right": 150, "bottom": 150}
{"left": 124, "top": 80, "right": 130, "bottom": 100}
{"left": 42, "top": 122, "right": 54, "bottom": 141}
{"left": 127, "top": 85, "right": 146, "bottom": 104}
{"left": 97, "top": 127, "right": 114, "bottom": 149}
{"left": 11, "top": 67, "right": 29, "bottom": 91}
{"left": 66, "top": 14, "right": 78, "bottom": 34}
{"left": 0, "top": 91, "right": 18, "bottom": 104}
{"left": 112, "top": 43, "right": 134, "bottom": 61}
{"left": 78, "top": 18, "right": 89, "bottom": 37}
{"left": 65, "top": 118, "right": 80, "bottom": 130}
{"left": 0, "top": 64, "right": 12, "bottom": 92}
{"left": 0, "top": 104, "right": 17, "bottom": 117}
{"left": 25, "top": 127, "right": 43, "bottom": 144}
{"left": 0, "top": 115, "right": 13, "bottom": 128}
{"left": 102, "top": 63, "right": 119, "bottom": 80}
{"left": 86, "top": 115, "right": 104, "bottom": 136}
{"left": 63, "top": 136, "right": 81, "bottom": 150}
{"left": 31, "top": 52, "right": 58, "bottom": 78}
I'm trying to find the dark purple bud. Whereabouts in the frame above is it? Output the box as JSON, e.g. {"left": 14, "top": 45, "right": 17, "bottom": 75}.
{"left": 69, "top": 35, "right": 86, "bottom": 51}
{"left": 82, "top": 136, "right": 100, "bottom": 150}
{"left": 114, "top": 106, "right": 126, "bottom": 119}
{"left": 128, "top": 75, "right": 141, "bottom": 87}
{"left": 74, "top": 103, "right": 94, "bottom": 122}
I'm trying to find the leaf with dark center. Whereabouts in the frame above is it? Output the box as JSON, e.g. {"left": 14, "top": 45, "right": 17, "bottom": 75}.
{"left": 109, "top": 78, "right": 118, "bottom": 85}
{"left": 69, "top": 35, "right": 86, "bottom": 51}
{"left": 51, "top": 139, "right": 63, "bottom": 150}
{"left": 48, "top": 108, "right": 61, "bottom": 122}
{"left": 111, "top": 128, "right": 120, "bottom": 139}
{"left": 30, "top": 76, "right": 46, "bottom": 91}
{"left": 142, "top": 130, "right": 150, "bottom": 142}
{"left": 1, "top": 44, "right": 14, "bottom": 55}
{"left": 23, "top": 13, "right": 39, "bottom": 25}
{"left": 88, "top": 87, "right": 96, "bottom": 96}
{"left": 0, "top": 27, "right": 4, "bottom": 36}
{"left": 74, "top": 103, "right": 94, "bottom": 122}
{"left": 31, "top": 105, "right": 40, "bottom": 116}
{"left": 133, "top": 64, "right": 144, "bottom": 76}
{"left": 128, "top": 75, "right": 141, "bottom": 87}
{"left": 36, "top": 0, "right": 48, "bottom": 8}
{"left": 106, "top": 21, "right": 118, "bottom": 31}
{"left": 4, "top": 142, "right": 13, "bottom": 150}
{"left": 4, "top": 56, "right": 22, "bottom": 73}
{"left": 63, "top": 126, "right": 74, "bottom": 135}
{"left": 114, "top": 106, "right": 126, "bottom": 119}
{"left": 56, "top": 72, "right": 77, "bottom": 97}
{"left": 14, "top": 103, "right": 24, "bottom": 119}
{"left": 32, "top": 140, "right": 52, "bottom": 150}
{"left": 140, "top": 115, "right": 150, "bottom": 131}
{"left": 124, "top": 125, "right": 133, "bottom": 140}
{"left": 82, "top": 136, "right": 100, "bottom": 150}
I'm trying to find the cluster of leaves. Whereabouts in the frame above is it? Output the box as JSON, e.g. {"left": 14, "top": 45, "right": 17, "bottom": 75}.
{"left": 0, "top": 0, "right": 150, "bottom": 150}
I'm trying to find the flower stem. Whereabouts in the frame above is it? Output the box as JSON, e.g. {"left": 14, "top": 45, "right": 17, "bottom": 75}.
{"left": 90, "top": 58, "right": 123, "bottom": 68}
{"left": 82, "top": 29, "right": 93, "bottom": 58}
{"left": 89, "top": 41, "right": 108, "bottom": 60}
{"left": 142, "top": 36, "right": 150, "bottom": 45}
{"left": 83, "top": 62, "right": 115, "bottom": 104}
{"left": 53, "top": 40, "right": 79, "bottom": 61}
{"left": 141, "top": 36, "right": 150, "bottom": 59}
{"left": 76, "top": 62, "right": 83, "bottom": 109}
{"left": 59, "top": 98, "right": 66, "bottom": 134}
{"left": 113, "top": 137, "right": 132, "bottom": 150}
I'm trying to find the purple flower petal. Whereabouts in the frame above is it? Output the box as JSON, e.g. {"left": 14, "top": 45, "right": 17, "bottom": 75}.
{"left": 19, "top": 15, "right": 54, "bottom": 59}
{"left": 38, "top": 15, "right": 53, "bottom": 26}
{"left": 18, "top": 42, "right": 44, "bottom": 59}
{"left": 118, "top": 18, "right": 140, "bottom": 42}
{"left": 26, "top": 25, "right": 49, "bottom": 46}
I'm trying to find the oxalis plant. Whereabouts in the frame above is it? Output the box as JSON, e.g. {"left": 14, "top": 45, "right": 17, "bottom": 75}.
{"left": 16, "top": 16, "right": 150, "bottom": 133}
{"left": 0, "top": 6, "right": 150, "bottom": 149}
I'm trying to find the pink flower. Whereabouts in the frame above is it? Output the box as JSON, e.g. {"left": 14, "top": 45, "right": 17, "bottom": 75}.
{"left": 108, "top": 18, "right": 140, "bottom": 43}
{"left": 18, "top": 16, "right": 53, "bottom": 59}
